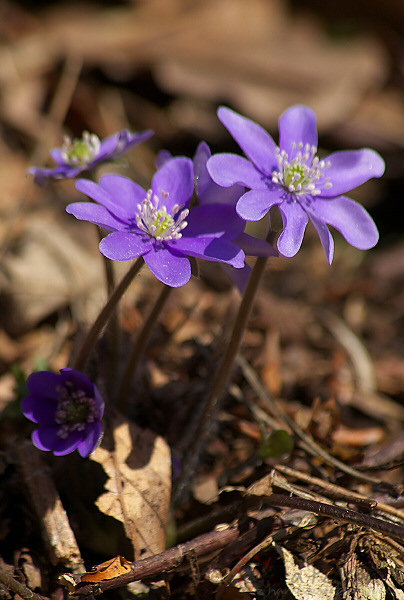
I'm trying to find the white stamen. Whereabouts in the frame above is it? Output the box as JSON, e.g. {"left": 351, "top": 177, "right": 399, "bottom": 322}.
{"left": 272, "top": 143, "right": 332, "bottom": 197}
{"left": 136, "top": 189, "right": 189, "bottom": 241}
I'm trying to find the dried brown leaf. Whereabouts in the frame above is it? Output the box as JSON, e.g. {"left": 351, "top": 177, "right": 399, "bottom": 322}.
{"left": 91, "top": 412, "right": 171, "bottom": 559}
{"left": 277, "top": 546, "right": 336, "bottom": 600}
{"left": 2, "top": 215, "right": 104, "bottom": 333}
{"left": 341, "top": 554, "right": 386, "bottom": 600}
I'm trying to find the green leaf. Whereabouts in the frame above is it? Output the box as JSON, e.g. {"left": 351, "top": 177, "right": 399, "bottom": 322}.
{"left": 258, "top": 429, "right": 293, "bottom": 460}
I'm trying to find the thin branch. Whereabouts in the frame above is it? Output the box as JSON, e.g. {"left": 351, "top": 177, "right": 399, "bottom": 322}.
{"left": 238, "top": 355, "right": 399, "bottom": 493}
{"left": 0, "top": 568, "right": 47, "bottom": 600}
{"left": 274, "top": 464, "right": 404, "bottom": 523}
{"left": 64, "top": 525, "right": 241, "bottom": 595}
{"left": 265, "top": 493, "right": 404, "bottom": 543}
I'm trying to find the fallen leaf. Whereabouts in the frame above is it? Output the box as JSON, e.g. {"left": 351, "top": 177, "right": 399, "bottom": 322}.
{"left": 91, "top": 411, "right": 171, "bottom": 559}
{"left": 341, "top": 554, "right": 386, "bottom": 600}
{"left": 81, "top": 555, "right": 132, "bottom": 582}
{"left": 2, "top": 214, "right": 104, "bottom": 334}
{"left": 277, "top": 546, "right": 336, "bottom": 600}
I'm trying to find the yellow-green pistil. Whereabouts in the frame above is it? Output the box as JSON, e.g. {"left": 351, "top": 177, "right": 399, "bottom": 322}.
{"left": 61, "top": 131, "right": 101, "bottom": 166}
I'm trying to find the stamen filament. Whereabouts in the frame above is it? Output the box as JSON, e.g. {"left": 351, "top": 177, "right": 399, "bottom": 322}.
{"left": 136, "top": 189, "right": 189, "bottom": 241}
{"left": 272, "top": 143, "right": 332, "bottom": 196}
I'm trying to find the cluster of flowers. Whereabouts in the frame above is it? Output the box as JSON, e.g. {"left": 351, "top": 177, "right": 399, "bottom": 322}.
{"left": 21, "top": 105, "right": 385, "bottom": 457}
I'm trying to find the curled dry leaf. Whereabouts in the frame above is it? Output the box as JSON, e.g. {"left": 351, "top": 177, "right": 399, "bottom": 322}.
{"left": 59, "top": 556, "right": 133, "bottom": 594}
{"left": 91, "top": 412, "right": 171, "bottom": 559}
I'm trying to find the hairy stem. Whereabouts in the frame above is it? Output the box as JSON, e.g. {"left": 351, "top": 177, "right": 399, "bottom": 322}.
{"left": 173, "top": 256, "right": 269, "bottom": 502}
{"left": 71, "top": 257, "right": 144, "bottom": 372}
{"left": 117, "top": 284, "right": 173, "bottom": 410}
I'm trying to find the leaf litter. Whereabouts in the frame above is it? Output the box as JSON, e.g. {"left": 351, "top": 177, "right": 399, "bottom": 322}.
{"left": 0, "top": 1, "right": 404, "bottom": 599}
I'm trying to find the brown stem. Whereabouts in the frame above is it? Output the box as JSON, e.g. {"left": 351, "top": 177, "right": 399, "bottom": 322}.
{"left": 0, "top": 568, "right": 47, "bottom": 600}
{"left": 266, "top": 493, "right": 404, "bottom": 543}
{"left": 61, "top": 514, "right": 276, "bottom": 596}
{"left": 173, "top": 256, "right": 269, "bottom": 502}
{"left": 71, "top": 257, "right": 144, "bottom": 372}
{"left": 117, "top": 284, "right": 173, "bottom": 410}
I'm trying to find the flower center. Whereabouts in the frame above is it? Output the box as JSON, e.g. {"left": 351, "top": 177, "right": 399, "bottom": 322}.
{"left": 55, "top": 382, "right": 99, "bottom": 439}
{"left": 272, "top": 142, "right": 332, "bottom": 197}
{"left": 135, "top": 189, "right": 189, "bottom": 241}
{"left": 61, "top": 131, "right": 101, "bottom": 166}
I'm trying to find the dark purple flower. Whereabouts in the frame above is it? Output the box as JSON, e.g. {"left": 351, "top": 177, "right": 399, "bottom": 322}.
{"left": 66, "top": 157, "right": 246, "bottom": 288}
{"left": 207, "top": 106, "right": 385, "bottom": 264}
{"left": 21, "top": 368, "right": 104, "bottom": 457}
{"left": 194, "top": 142, "right": 277, "bottom": 292}
{"left": 28, "top": 129, "right": 153, "bottom": 186}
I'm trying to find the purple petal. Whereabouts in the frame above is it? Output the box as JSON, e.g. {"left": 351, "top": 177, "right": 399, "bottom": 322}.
{"left": 152, "top": 157, "right": 194, "bottom": 212}
{"left": 194, "top": 142, "right": 244, "bottom": 206}
{"left": 49, "top": 148, "right": 64, "bottom": 164}
{"left": 75, "top": 178, "right": 134, "bottom": 220}
{"left": 99, "top": 175, "right": 146, "bottom": 215}
{"left": 78, "top": 422, "right": 102, "bottom": 457}
{"left": 21, "top": 396, "right": 57, "bottom": 424}
{"left": 236, "top": 188, "right": 285, "bottom": 221}
{"left": 28, "top": 165, "right": 83, "bottom": 186}
{"left": 309, "top": 216, "right": 334, "bottom": 265}
{"left": 32, "top": 425, "right": 60, "bottom": 451}
{"left": 26, "top": 371, "right": 61, "bottom": 399}
{"left": 207, "top": 153, "right": 265, "bottom": 190}
{"left": 185, "top": 204, "right": 245, "bottom": 240}
{"left": 96, "top": 132, "right": 120, "bottom": 159}
{"left": 53, "top": 431, "right": 83, "bottom": 456}
{"left": 156, "top": 150, "right": 173, "bottom": 169}
{"left": 234, "top": 232, "right": 278, "bottom": 257}
{"left": 172, "top": 236, "right": 245, "bottom": 268}
{"left": 221, "top": 263, "right": 252, "bottom": 294}
{"left": 93, "top": 386, "right": 105, "bottom": 418}
{"left": 277, "top": 201, "right": 309, "bottom": 257}
{"left": 111, "top": 130, "right": 154, "bottom": 159}
{"left": 66, "top": 202, "right": 126, "bottom": 231}
{"left": 217, "top": 107, "right": 278, "bottom": 175}
{"left": 278, "top": 105, "right": 317, "bottom": 152}
{"left": 320, "top": 149, "right": 385, "bottom": 198}
{"left": 306, "top": 195, "right": 379, "bottom": 250}
{"left": 143, "top": 246, "right": 191, "bottom": 287}
{"left": 59, "top": 368, "right": 94, "bottom": 398}
{"left": 100, "top": 231, "right": 152, "bottom": 261}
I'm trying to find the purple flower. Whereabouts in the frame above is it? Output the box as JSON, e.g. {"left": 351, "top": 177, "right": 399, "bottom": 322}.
{"left": 207, "top": 106, "right": 385, "bottom": 264}
{"left": 21, "top": 368, "right": 104, "bottom": 457}
{"left": 28, "top": 129, "right": 153, "bottom": 186}
{"left": 194, "top": 142, "right": 277, "bottom": 292}
{"left": 66, "top": 157, "right": 246, "bottom": 288}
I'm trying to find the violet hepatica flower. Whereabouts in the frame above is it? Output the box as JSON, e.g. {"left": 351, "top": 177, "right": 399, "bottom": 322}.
{"left": 28, "top": 129, "right": 153, "bottom": 186}
{"left": 194, "top": 142, "right": 277, "bottom": 292}
{"left": 66, "top": 157, "right": 246, "bottom": 288}
{"left": 207, "top": 106, "right": 385, "bottom": 264}
{"left": 21, "top": 368, "right": 104, "bottom": 457}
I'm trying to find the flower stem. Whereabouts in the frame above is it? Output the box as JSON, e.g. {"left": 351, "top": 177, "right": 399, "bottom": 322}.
{"left": 71, "top": 257, "right": 144, "bottom": 372}
{"left": 173, "top": 255, "right": 269, "bottom": 503}
{"left": 96, "top": 227, "right": 116, "bottom": 296}
{"left": 117, "top": 284, "right": 173, "bottom": 411}
{"left": 96, "top": 226, "right": 119, "bottom": 396}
